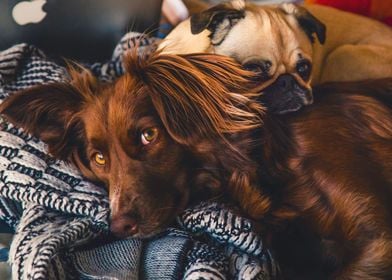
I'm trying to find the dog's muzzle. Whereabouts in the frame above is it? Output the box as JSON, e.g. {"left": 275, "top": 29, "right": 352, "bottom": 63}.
{"left": 261, "top": 74, "right": 313, "bottom": 115}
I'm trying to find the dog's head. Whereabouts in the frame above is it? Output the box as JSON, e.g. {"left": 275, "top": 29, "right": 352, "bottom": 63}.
{"left": 161, "top": 0, "right": 326, "bottom": 114}
{"left": 0, "top": 51, "right": 262, "bottom": 238}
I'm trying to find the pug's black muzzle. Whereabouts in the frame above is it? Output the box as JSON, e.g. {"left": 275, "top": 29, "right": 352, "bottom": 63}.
{"left": 261, "top": 74, "right": 313, "bottom": 114}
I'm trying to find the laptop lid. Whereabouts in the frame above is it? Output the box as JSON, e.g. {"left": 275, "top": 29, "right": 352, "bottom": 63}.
{"left": 0, "top": 0, "right": 162, "bottom": 62}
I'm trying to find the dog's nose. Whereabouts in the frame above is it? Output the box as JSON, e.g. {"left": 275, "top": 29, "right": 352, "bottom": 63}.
{"left": 276, "top": 74, "right": 295, "bottom": 91}
{"left": 110, "top": 215, "right": 138, "bottom": 238}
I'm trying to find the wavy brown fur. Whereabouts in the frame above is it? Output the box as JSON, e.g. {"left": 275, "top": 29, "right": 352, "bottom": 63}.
{"left": 124, "top": 50, "right": 264, "bottom": 144}
{"left": 250, "top": 78, "right": 392, "bottom": 279}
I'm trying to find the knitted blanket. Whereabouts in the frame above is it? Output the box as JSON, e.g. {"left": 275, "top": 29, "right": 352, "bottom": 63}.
{"left": 0, "top": 33, "right": 278, "bottom": 280}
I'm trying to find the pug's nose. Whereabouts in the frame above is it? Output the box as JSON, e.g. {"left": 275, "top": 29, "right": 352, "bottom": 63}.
{"left": 277, "top": 74, "right": 295, "bottom": 91}
{"left": 110, "top": 215, "right": 138, "bottom": 238}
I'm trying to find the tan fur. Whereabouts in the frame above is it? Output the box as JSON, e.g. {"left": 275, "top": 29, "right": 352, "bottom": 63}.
{"left": 306, "top": 4, "right": 392, "bottom": 83}
{"left": 159, "top": 1, "right": 392, "bottom": 85}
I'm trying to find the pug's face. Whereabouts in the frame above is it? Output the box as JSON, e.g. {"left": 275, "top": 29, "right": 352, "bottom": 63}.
{"left": 190, "top": 1, "right": 326, "bottom": 114}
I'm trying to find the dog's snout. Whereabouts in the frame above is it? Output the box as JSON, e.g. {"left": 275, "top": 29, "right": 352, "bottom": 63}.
{"left": 276, "top": 74, "right": 295, "bottom": 91}
{"left": 110, "top": 215, "right": 138, "bottom": 238}
{"left": 262, "top": 74, "right": 313, "bottom": 114}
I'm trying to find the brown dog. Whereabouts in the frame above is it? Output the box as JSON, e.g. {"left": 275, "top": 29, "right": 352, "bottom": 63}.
{"left": 0, "top": 52, "right": 262, "bottom": 238}
{"left": 2, "top": 52, "right": 392, "bottom": 278}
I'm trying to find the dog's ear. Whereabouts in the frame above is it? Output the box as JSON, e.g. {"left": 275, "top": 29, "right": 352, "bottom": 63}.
{"left": 280, "top": 3, "right": 326, "bottom": 44}
{"left": 190, "top": 0, "right": 245, "bottom": 45}
{"left": 0, "top": 67, "right": 97, "bottom": 160}
{"left": 124, "top": 51, "right": 263, "bottom": 146}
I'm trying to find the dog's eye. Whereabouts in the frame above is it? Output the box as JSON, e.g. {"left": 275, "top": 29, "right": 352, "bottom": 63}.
{"left": 243, "top": 60, "right": 271, "bottom": 81}
{"left": 141, "top": 128, "right": 158, "bottom": 145}
{"left": 296, "top": 60, "right": 312, "bottom": 80}
{"left": 93, "top": 152, "right": 106, "bottom": 166}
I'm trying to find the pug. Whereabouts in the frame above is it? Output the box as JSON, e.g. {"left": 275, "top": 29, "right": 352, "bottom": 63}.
{"left": 159, "top": 0, "right": 392, "bottom": 114}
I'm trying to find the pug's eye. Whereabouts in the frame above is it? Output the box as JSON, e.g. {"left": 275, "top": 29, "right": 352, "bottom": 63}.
{"left": 93, "top": 152, "right": 106, "bottom": 166}
{"left": 243, "top": 60, "right": 272, "bottom": 81}
{"left": 141, "top": 127, "right": 159, "bottom": 145}
{"left": 296, "top": 60, "right": 312, "bottom": 81}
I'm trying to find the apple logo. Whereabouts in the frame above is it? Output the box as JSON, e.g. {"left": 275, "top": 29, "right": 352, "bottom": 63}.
{"left": 12, "top": 0, "right": 47, "bottom": 26}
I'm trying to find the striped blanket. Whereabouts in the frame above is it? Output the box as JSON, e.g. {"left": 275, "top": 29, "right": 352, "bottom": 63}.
{"left": 0, "top": 32, "right": 278, "bottom": 280}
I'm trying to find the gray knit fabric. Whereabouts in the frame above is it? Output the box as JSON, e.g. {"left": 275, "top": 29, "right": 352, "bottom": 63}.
{"left": 73, "top": 238, "right": 142, "bottom": 280}
{"left": 141, "top": 230, "right": 193, "bottom": 279}
{"left": 0, "top": 33, "right": 278, "bottom": 280}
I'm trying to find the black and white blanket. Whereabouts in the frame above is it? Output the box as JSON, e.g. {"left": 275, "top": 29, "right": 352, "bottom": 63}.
{"left": 0, "top": 33, "right": 278, "bottom": 280}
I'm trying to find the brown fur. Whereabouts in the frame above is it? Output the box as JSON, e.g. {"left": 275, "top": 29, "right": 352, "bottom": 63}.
{"left": 2, "top": 52, "right": 392, "bottom": 278}
{"left": 247, "top": 79, "right": 392, "bottom": 279}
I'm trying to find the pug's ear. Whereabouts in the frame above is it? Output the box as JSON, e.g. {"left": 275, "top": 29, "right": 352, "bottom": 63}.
{"left": 280, "top": 3, "right": 326, "bottom": 44}
{"left": 190, "top": 0, "right": 245, "bottom": 45}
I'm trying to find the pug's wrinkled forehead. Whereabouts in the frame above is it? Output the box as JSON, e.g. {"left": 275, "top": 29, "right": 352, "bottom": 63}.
{"left": 191, "top": 1, "right": 325, "bottom": 66}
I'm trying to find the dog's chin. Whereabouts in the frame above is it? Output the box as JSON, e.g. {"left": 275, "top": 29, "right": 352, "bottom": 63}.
{"left": 135, "top": 212, "right": 179, "bottom": 239}
{"left": 132, "top": 195, "right": 190, "bottom": 239}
